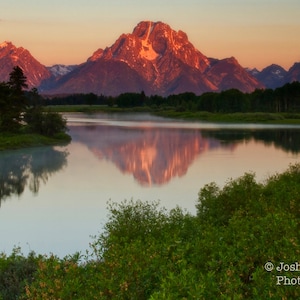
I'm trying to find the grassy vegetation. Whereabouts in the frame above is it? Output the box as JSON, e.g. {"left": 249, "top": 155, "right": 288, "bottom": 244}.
{"left": 1, "top": 163, "right": 300, "bottom": 299}
{"left": 0, "top": 132, "right": 71, "bottom": 151}
{"left": 155, "top": 110, "right": 300, "bottom": 124}
{"left": 44, "top": 105, "right": 300, "bottom": 124}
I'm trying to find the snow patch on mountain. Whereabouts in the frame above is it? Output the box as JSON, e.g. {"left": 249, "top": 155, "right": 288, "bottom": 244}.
{"left": 47, "top": 64, "right": 78, "bottom": 77}
{"left": 140, "top": 42, "right": 159, "bottom": 60}
{"left": 245, "top": 68, "right": 260, "bottom": 76}
{"left": 139, "top": 21, "right": 159, "bottom": 60}
{"left": 272, "top": 69, "right": 285, "bottom": 78}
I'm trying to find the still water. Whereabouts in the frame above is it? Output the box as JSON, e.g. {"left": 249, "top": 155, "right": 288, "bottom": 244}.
{"left": 1, "top": 113, "right": 299, "bottom": 257}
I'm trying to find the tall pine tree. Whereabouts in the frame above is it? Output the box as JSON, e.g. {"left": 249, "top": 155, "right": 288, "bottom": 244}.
{"left": 0, "top": 66, "right": 28, "bottom": 131}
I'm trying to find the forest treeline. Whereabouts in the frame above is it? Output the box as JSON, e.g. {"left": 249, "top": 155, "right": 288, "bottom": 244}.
{"left": 44, "top": 81, "right": 300, "bottom": 113}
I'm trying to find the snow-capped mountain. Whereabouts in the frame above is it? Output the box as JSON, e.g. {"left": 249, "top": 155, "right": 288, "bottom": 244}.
{"left": 47, "top": 64, "right": 78, "bottom": 77}
{"left": 247, "top": 64, "right": 288, "bottom": 89}
{"left": 246, "top": 68, "right": 260, "bottom": 77}
{"left": 46, "top": 21, "right": 263, "bottom": 95}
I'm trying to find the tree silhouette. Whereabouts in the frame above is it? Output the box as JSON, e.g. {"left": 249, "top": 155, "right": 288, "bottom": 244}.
{"left": 8, "top": 66, "right": 28, "bottom": 92}
{"left": 0, "top": 66, "right": 28, "bottom": 131}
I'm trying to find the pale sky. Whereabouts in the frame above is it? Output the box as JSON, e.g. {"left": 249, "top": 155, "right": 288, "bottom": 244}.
{"left": 1, "top": 0, "right": 300, "bottom": 70}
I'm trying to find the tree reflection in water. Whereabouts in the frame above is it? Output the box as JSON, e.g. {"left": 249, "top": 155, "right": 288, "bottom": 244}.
{"left": 201, "top": 129, "right": 300, "bottom": 154}
{"left": 0, "top": 147, "right": 68, "bottom": 205}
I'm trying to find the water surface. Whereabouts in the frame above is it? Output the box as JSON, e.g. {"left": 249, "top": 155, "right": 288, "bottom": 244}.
{"left": 0, "top": 113, "right": 299, "bottom": 257}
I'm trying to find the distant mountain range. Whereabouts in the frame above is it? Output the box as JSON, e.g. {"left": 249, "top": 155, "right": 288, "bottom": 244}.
{"left": 0, "top": 21, "right": 299, "bottom": 96}
{"left": 246, "top": 63, "right": 300, "bottom": 89}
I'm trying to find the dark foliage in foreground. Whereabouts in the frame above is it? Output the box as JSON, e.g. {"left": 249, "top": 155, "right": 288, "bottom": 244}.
{"left": 1, "top": 163, "right": 300, "bottom": 299}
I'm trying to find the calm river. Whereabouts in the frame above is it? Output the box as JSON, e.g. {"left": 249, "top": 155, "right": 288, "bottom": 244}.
{"left": 1, "top": 113, "right": 299, "bottom": 257}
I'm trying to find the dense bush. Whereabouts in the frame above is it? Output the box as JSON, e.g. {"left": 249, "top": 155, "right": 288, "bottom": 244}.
{"left": 1, "top": 164, "right": 300, "bottom": 299}
{"left": 25, "top": 107, "right": 68, "bottom": 137}
{"left": 0, "top": 248, "right": 38, "bottom": 300}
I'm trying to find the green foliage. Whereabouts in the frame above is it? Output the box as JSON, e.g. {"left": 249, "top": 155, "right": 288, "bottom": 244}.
{"left": 0, "top": 247, "right": 38, "bottom": 300}
{"left": 1, "top": 164, "right": 300, "bottom": 299}
{"left": 0, "top": 132, "right": 70, "bottom": 151}
{"left": 196, "top": 172, "right": 263, "bottom": 225}
{"left": 0, "top": 82, "right": 13, "bottom": 131}
{"left": 8, "top": 66, "right": 28, "bottom": 92}
{"left": 0, "top": 67, "right": 29, "bottom": 131}
{"left": 89, "top": 200, "right": 194, "bottom": 299}
{"left": 25, "top": 107, "right": 68, "bottom": 137}
{"left": 116, "top": 92, "right": 146, "bottom": 107}
{"left": 44, "top": 81, "right": 300, "bottom": 114}
{"left": 0, "top": 78, "right": 27, "bottom": 132}
{"left": 0, "top": 66, "right": 68, "bottom": 139}
{"left": 21, "top": 253, "right": 104, "bottom": 300}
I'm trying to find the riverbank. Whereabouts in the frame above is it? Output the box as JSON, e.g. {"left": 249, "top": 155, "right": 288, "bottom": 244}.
{"left": 45, "top": 104, "right": 150, "bottom": 113}
{"left": 0, "top": 132, "right": 71, "bottom": 151}
{"left": 153, "top": 110, "right": 300, "bottom": 124}
{"left": 45, "top": 105, "right": 300, "bottom": 124}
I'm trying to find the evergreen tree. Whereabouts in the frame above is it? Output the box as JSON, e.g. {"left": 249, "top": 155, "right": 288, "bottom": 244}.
{"left": 8, "top": 66, "right": 28, "bottom": 92}
{"left": 0, "top": 82, "right": 12, "bottom": 131}
{"left": 0, "top": 66, "right": 28, "bottom": 131}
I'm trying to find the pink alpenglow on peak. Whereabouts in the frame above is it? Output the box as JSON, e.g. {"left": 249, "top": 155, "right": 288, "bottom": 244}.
{"left": 2, "top": 21, "right": 299, "bottom": 95}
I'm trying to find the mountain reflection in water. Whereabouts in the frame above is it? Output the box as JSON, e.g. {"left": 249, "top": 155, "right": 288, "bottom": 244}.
{"left": 1, "top": 114, "right": 300, "bottom": 257}
{"left": 70, "top": 123, "right": 300, "bottom": 186}
{"left": 0, "top": 147, "right": 68, "bottom": 204}
{"left": 70, "top": 125, "right": 236, "bottom": 186}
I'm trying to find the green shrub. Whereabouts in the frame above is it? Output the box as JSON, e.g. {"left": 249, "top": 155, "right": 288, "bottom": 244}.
{"left": 25, "top": 108, "right": 68, "bottom": 137}
{"left": 89, "top": 200, "right": 194, "bottom": 299}
{"left": 0, "top": 247, "right": 38, "bottom": 300}
{"left": 196, "top": 172, "right": 263, "bottom": 225}
{"left": 2, "top": 164, "right": 300, "bottom": 299}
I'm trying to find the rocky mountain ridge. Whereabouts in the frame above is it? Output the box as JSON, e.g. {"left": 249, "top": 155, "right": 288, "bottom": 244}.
{"left": 246, "top": 64, "right": 300, "bottom": 89}
{"left": 0, "top": 21, "right": 299, "bottom": 96}
{"left": 47, "top": 21, "right": 262, "bottom": 96}
{"left": 0, "top": 41, "right": 51, "bottom": 88}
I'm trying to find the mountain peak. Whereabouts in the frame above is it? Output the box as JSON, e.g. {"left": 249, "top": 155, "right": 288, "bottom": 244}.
{"left": 132, "top": 21, "right": 191, "bottom": 55}
{"left": 0, "top": 40, "right": 51, "bottom": 88}
{"left": 0, "top": 41, "right": 16, "bottom": 57}
{"left": 133, "top": 21, "right": 168, "bottom": 37}
{"left": 247, "top": 63, "right": 288, "bottom": 89}
{"left": 286, "top": 62, "right": 300, "bottom": 82}
{"left": 5, "top": 21, "right": 296, "bottom": 95}
{"left": 262, "top": 64, "right": 287, "bottom": 72}
{"left": 42, "top": 21, "right": 264, "bottom": 95}
{"left": 0, "top": 41, "right": 13, "bottom": 48}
